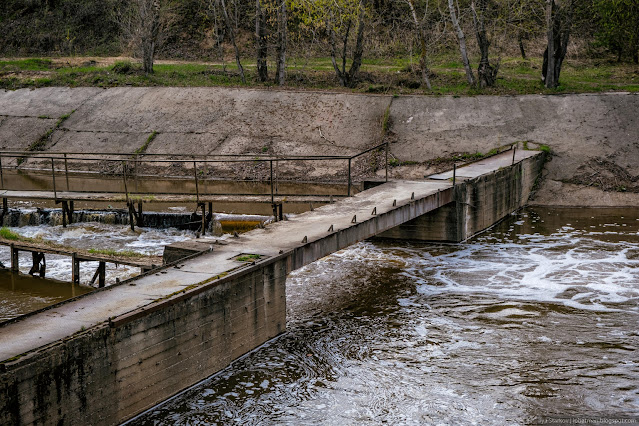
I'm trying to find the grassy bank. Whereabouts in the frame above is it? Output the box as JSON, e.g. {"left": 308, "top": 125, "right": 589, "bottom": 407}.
{"left": 1, "top": 55, "right": 637, "bottom": 95}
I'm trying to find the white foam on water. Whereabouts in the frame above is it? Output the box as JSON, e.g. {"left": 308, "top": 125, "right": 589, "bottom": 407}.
{"left": 0, "top": 222, "right": 195, "bottom": 285}
{"left": 307, "top": 223, "right": 639, "bottom": 313}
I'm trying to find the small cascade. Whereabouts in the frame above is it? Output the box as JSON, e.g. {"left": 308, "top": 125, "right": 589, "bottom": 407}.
{"left": 0, "top": 209, "right": 271, "bottom": 234}
{"left": 0, "top": 208, "right": 215, "bottom": 231}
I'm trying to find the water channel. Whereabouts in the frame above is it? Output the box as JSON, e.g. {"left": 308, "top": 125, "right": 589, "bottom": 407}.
{"left": 1, "top": 201, "right": 638, "bottom": 423}
{"left": 120, "top": 206, "right": 638, "bottom": 425}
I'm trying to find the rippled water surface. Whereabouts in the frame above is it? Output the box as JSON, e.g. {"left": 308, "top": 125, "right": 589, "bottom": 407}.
{"left": 128, "top": 207, "right": 639, "bottom": 425}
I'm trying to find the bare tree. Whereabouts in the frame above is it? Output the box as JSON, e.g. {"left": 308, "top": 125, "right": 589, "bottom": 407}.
{"left": 275, "top": 0, "right": 287, "bottom": 85}
{"left": 256, "top": 0, "right": 269, "bottom": 81}
{"left": 543, "top": 0, "right": 572, "bottom": 88}
{"left": 448, "top": 0, "right": 475, "bottom": 86}
{"left": 118, "top": 0, "right": 164, "bottom": 74}
{"left": 471, "top": 0, "right": 498, "bottom": 88}
{"left": 329, "top": 1, "right": 367, "bottom": 87}
{"left": 406, "top": 0, "right": 432, "bottom": 90}
{"left": 219, "top": 0, "right": 245, "bottom": 82}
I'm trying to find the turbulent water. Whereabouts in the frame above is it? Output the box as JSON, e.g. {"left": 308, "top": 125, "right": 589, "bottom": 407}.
{"left": 0, "top": 222, "right": 195, "bottom": 320}
{"left": 127, "top": 207, "right": 639, "bottom": 425}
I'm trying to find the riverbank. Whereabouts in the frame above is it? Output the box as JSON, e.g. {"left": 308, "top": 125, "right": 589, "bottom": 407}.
{"left": 0, "top": 87, "right": 637, "bottom": 207}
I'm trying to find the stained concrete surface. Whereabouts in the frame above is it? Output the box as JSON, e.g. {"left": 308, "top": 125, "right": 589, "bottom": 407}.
{"left": 1, "top": 88, "right": 637, "bottom": 206}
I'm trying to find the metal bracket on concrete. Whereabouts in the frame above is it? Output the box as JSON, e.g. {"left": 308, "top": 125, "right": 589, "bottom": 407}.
{"left": 302, "top": 236, "right": 308, "bottom": 244}
{"left": 392, "top": 199, "right": 397, "bottom": 207}
{"left": 371, "top": 207, "right": 377, "bottom": 215}
{"left": 328, "top": 224, "right": 334, "bottom": 232}
{"left": 351, "top": 215, "right": 357, "bottom": 223}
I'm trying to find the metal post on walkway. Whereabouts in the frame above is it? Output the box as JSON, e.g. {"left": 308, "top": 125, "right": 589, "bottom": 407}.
{"left": 51, "top": 158, "right": 57, "bottom": 201}
{"left": 270, "top": 160, "right": 274, "bottom": 204}
{"left": 193, "top": 161, "right": 200, "bottom": 205}
{"left": 10, "top": 243, "right": 18, "bottom": 272}
{"left": 64, "top": 153, "right": 70, "bottom": 191}
{"left": 453, "top": 164, "right": 456, "bottom": 186}
{"left": 512, "top": 146, "right": 517, "bottom": 165}
{"left": 71, "top": 252, "right": 80, "bottom": 284}
{"left": 122, "top": 162, "right": 129, "bottom": 204}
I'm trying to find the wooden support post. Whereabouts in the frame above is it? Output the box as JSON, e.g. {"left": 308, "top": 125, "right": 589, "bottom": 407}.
{"left": 51, "top": 158, "right": 57, "bottom": 201}
{"left": 1, "top": 197, "right": 7, "bottom": 225}
{"left": 0, "top": 154, "right": 4, "bottom": 189}
{"left": 28, "top": 252, "right": 46, "bottom": 277}
{"left": 61, "top": 200, "right": 68, "bottom": 228}
{"left": 10, "top": 244, "right": 18, "bottom": 272}
{"left": 200, "top": 203, "right": 206, "bottom": 236}
{"left": 137, "top": 201, "right": 143, "bottom": 227}
{"left": 90, "top": 261, "right": 106, "bottom": 287}
{"left": 64, "top": 153, "right": 70, "bottom": 191}
{"left": 272, "top": 203, "right": 279, "bottom": 222}
{"left": 122, "top": 162, "right": 129, "bottom": 204}
{"left": 98, "top": 261, "right": 105, "bottom": 288}
{"left": 71, "top": 253, "right": 80, "bottom": 284}
{"left": 128, "top": 201, "right": 135, "bottom": 231}
{"left": 68, "top": 200, "right": 74, "bottom": 225}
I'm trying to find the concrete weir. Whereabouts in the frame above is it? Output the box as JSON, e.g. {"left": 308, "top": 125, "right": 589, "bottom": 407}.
{"left": 0, "top": 150, "right": 545, "bottom": 425}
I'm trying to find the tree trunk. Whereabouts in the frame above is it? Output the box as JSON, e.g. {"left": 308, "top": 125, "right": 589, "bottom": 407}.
{"left": 518, "top": 32, "right": 526, "bottom": 59}
{"left": 275, "top": 0, "right": 287, "bottom": 85}
{"left": 543, "top": 0, "right": 571, "bottom": 89}
{"left": 346, "top": 12, "right": 366, "bottom": 87}
{"left": 220, "top": 0, "right": 245, "bottom": 82}
{"left": 471, "top": 0, "right": 498, "bottom": 88}
{"left": 448, "top": 0, "right": 475, "bottom": 86}
{"left": 141, "top": 0, "right": 160, "bottom": 74}
{"left": 329, "top": 18, "right": 350, "bottom": 87}
{"left": 256, "top": 0, "right": 268, "bottom": 82}
{"left": 406, "top": 0, "right": 432, "bottom": 90}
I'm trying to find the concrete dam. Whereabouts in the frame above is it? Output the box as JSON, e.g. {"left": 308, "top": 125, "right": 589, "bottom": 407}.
{"left": 0, "top": 86, "right": 637, "bottom": 425}
{"left": 0, "top": 148, "right": 545, "bottom": 425}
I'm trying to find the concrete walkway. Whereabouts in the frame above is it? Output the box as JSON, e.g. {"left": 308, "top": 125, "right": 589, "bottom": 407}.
{"left": 0, "top": 149, "right": 539, "bottom": 362}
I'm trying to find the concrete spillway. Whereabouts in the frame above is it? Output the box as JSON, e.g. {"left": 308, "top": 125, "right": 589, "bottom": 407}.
{"left": 0, "top": 150, "right": 545, "bottom": 425}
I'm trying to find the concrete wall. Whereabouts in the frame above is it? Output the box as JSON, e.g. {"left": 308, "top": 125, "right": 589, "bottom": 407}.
{"left": 0, "top": 257, "right": 286, "bottom": 425}
{"left": 1, "top": 88, "right": 637, "bottom": 206}
{"left": 379, "top": 152, "right": 546, "bottom": 242}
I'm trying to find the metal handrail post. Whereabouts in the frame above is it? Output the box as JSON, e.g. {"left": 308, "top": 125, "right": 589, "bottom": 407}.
{"left": 270, "top": 160, "right": 274, "bottom": 203}
{"left": 348, "top": 158, "right": 352, "bottom": 197}
{"left": 51, "top": 158, "right": 57, "bottom": 201}
{"left": 64, "top": 153, "right": 70, "bottom": 191}
{"left": 193, "top": 161, "right": 200, "bottom": 205}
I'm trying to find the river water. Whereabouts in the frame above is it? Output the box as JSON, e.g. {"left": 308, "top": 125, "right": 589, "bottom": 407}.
{"left": 0, "top": 223, "right": 194, "bottom": 321}
{"left": 127, "top": 207, "right": 639, "bottom": 425}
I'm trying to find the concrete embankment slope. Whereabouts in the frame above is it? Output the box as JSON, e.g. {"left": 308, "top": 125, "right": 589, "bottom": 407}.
{"left": 0, "top": 88, "right": 637, "bottom": 206}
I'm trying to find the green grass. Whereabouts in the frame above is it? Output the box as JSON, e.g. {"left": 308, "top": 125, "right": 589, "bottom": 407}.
{"left": 236, "top": 254, "right": 261, "bottom": 262}
{"left": 135, "top": 131, "right": 157, "bottom": 155}
{"left": 0, "top": 227, "right": 23, "bottom": 241}
{"left": 0, "top": 55, "right": 637, "bottom": 95}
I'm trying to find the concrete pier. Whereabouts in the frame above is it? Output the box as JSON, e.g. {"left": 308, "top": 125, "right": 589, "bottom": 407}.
{"left": 0, "top": 150, "right": 545, "bottom": 425}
